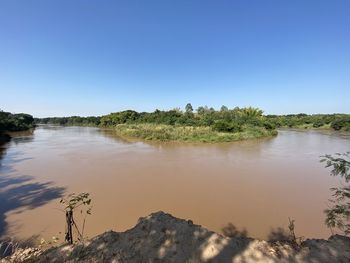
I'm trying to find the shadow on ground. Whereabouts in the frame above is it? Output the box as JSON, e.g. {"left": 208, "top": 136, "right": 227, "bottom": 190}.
{"left": 221, "top": 222, "right": 248, "bottom": 239}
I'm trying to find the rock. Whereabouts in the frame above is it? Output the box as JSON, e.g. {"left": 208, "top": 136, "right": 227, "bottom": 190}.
{"left": 1, "top": 248, "right": 42, "bottom": 263}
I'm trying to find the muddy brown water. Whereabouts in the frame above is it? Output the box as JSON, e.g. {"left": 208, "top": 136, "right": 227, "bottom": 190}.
{"left": 0, "top": 126, "right": 349, "bottom": 241}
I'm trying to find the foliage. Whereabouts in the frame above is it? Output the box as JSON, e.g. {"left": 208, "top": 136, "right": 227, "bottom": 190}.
{"left": 212, "top": 120, "right": 242, "bottom": 133}
{"left": 312, "top": 120, "right": 324, "bottom": 128}
{"left": 34, "top": 104, "right": 282, "bottom": 142}
{"left": 60, "top": 193, "right": 92, "bottom": 244}
{"left": 36, "top": 116, "right": 101, "bottom": 126}
{"left": 0, "top": 110, "right": 35, "bottom": 132}
{"left": 114, "top": 123, "right": 276, "bottom": 143}
{"left": 266, "top": 113, "right": 350, "bottom": 131}
{"left": 185, "top": 103, "right": 193, "bottom": 114}
{"left": 220, "top": 105, "right": 228, "bottom": 112}
{"left": 36, "top": 105, "right": 350, "bottom": 133}
{"left": 98, "top": 105, "right": 270, "bottom": 130}
{"left": 287, "top": 218, "right": 302, "bottom": 247}
{"left": 331, "top": 117, "right": 350, "bottom": 131}
{"left": 34, "top": 105, "right": 350, "bottom": 143}
{"left": 263, "top": 121, "right": 276, "bottom": 130}
{"left": 321, "top": 152, "right": 350, "bottom": 235}
{"left": 26, "top": 105, "right": 350, "bottom": 133}
{"left": 60, "top": 192, "right": 92, "bottom": 212}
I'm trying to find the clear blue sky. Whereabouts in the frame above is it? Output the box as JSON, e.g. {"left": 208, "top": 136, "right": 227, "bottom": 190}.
{"left": 1, "top": 0, "right": 349, "bottom": 117}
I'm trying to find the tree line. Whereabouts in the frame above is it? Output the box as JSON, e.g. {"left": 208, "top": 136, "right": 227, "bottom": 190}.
{"left": 266, "top": 113, "right": 350, "bottom": 131}
{"left": 37, "top": 116, "right": 101, "bottom": 126}
{"left": 36, "top": 104, "right": 350, "bottom": 132}
{"left": 0, "top": 110, "right": 35, "bottom": 132}
{"left": 98, "top": 105, "right": 273, "bottom": 133}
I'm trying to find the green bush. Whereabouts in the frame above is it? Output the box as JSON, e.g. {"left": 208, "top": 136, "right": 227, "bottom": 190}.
{"left": 313, "top": 120, "right": 325, "bottom": 128}
{"left": 331, "top": 118, "right": 350, "bottom": 131}
{"left": 263, "top": 121, "right": 276, "bottom": 130}
{"left": 0, "top": 111, "right": 35, "bottom": 132}
{"left": 114, "top": 123, "right": 276, "bottom": 143}
{"left": 212, "top": 120, "right": 241, "bottom": 133}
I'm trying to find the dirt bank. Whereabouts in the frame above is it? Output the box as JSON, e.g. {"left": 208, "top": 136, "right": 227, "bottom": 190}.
{"left": 2, "top": 211, "right": 349, "bottom": 262}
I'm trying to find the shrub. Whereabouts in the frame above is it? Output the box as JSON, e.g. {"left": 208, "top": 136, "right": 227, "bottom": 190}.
{"left": 331, "top": 118, "right": 350, "bottom": 131}
{"left": 321, "top": 153, "right": 350, "bottom": 235}
{"left": 313, "top": 121, "right": 325, "bottom": 128}
{"left": 263, "top": 121, "right": 276, "bottom": 130}
{"left": 212, "top": 120, "right": 241, "bottom": 133}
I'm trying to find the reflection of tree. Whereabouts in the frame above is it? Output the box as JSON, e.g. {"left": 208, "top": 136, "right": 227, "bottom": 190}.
{"left": 0, "top": 175, "right": 65, "bottom": 238}
{"left": 0, "top": 130, "right": 65, "bottom": 238}
{"left": 0, "top": 127, "right": 65, "bottom": 258}
{"left": 0, "top": 131, "right": 34, "bottom": 165}
{"left": 0, "top": 146, "right": 6, "bottom": 164}
{"left": 97, "top": 128, "right": 134, "bottom": 144}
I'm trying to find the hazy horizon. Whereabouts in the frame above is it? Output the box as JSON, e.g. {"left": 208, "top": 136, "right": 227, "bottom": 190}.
{"left": 1, "top": 0, "right": 350, "bottom": 117}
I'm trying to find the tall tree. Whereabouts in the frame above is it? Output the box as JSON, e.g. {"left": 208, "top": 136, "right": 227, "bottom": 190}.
{"left": 220, "top": 105, "right": 228, "bottom": 112}
{"left": 321, "top": 152, "right": 350, "bottom": 235}
{"left": 185, "top": 103, "right": 193, "bottom": 114}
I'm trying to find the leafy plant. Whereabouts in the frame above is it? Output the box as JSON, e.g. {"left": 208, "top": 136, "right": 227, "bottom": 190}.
{"left": 287, "top": 218, "right": 304, "bottom": 247}
{"left": 0, "top": 110, "right": 35, "bottom": 132}
{"left": 321, "top": 152, "right": 350, "bottom": 235}
{"left": 60, "top": 192, "right": 92, "bottom": 244}
{"left": 331, "top": 118, "right": 350, "bottom": 131}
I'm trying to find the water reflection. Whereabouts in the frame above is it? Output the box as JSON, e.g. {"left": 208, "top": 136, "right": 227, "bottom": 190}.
{"left": 0, "top": 175, "right": 65, "bottom": 237}
{"left": 0, "top": 145, "right": 6, "bottom": 165}
{"left": 97, "top": 128, "right": 135, "bottom": 144}
{"left": 0, "top": 131, "right": 65, "bottom": 239}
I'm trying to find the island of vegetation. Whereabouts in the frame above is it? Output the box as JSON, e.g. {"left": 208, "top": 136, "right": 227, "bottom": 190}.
{"left": 37, "top": 105, "right": 278, "bottom": 142}
{"left": 35, "top": 104, "right": 350, "bottom": 143}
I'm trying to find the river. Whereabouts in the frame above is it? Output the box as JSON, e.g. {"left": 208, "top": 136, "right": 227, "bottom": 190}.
{"left": 0, "top": 126, "right": 349, "bottom": 241}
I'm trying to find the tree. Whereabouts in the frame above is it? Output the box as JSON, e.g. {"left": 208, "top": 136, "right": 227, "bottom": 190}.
{"left": 0, "top": 111, "right": 35, "bottom": 132}
{"left": 220, "top": 105, "right": 228, "bottom": 112}
{"left": 331, "top": 117, "right": 350, "bottom": 131}
{"left": 60, "top": 193, "right": 92, "bottom": 244}
{"left": 321, "top": 152, "right": 350, "bottom": 235}
{"left": 185, "top": 103, "right": 193, "bottom": 114}
{"left": 196, "top": 106, "right": 206, "bottom": 115}
{"left": 241, "top": 107, "right": 263, "bottom": 118}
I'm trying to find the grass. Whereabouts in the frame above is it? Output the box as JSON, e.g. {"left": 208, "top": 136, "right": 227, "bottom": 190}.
{"left": 113, "top": 123, "right": 277, "bottom": 143}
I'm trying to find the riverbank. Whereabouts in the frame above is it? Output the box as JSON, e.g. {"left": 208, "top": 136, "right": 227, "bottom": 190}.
{"left": 113, "top": 123, "right": 277, "bottom": 142}
{"left": 2, "top": 211, "right": 349, "bottom": 262}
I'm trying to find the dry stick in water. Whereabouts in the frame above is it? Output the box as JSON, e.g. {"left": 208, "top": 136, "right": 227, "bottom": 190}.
{"left": 61, "top": 193, "right": 92, "bottom": 244}
{"left": 65, "top": 210, "right": 73, "bottom": 244}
